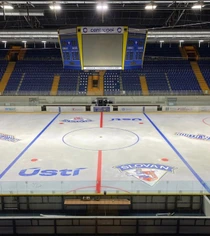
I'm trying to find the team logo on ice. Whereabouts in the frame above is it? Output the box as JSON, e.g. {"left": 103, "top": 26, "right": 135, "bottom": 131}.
{"left": 114, "top": 163, "right": 175, "bottom": 186}
{"left": 175, "top": 132, "right": 210, "bottom": 141}
{"left": 61, "top": 117, "right": 92, "bottom": 123}
{"left": 0, "top": 133, "right": 20, "bottom": 143}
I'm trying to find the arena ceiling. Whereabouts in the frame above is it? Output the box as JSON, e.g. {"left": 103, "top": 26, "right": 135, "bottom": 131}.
{"left": 0, "top": 0, "right": 210, "bottom": 30}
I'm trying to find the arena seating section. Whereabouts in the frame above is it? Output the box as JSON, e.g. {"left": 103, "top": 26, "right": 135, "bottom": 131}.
{"left": 197, "top": 44, "right": 210, "bottom": 58}
{"left": 198, "top": 61, "right": 210, "bottom": 88}
{"left": 104, "top": 71, "right": 121, "bottom": 95}
{"left": 145, "top": 43, "right": 182, "bottom": 58}
{"left": 79, "top": 71, "right": 89, "bottom": 94}
{"left": 0, "top": 43, "right": 209, "bottom": 95}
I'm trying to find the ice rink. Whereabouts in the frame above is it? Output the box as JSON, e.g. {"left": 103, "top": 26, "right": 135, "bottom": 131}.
{"left": 0, "top": 111, "right": 210, "bottom": 195}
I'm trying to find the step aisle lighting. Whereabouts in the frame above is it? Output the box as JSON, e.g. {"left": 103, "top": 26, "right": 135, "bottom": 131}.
{"left": 42, "top": 40, "right": 47, "bottom": 48}
{"left": 2, "top": 41, "right": 7, "bottom": 49}
{"left": 199, "top": 39, "right": 204, "bottom": 47}
{"left": 22, "top": 40, "right": 27, "bottom": 48}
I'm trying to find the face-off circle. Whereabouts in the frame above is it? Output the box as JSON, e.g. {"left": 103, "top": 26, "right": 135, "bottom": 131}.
{"left": 62, "top": 127, "right": 140, "bottom": 151}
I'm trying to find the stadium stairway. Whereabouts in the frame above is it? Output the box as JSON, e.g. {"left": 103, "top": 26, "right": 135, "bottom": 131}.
{"left": 50, "top": 75, "right": 60, "bottom": 96}
{"left": 190, "top": 61, "right": 209, "bottom": 94}
{"left": 87, "top": 71, "right": 104, "bottom": 96}
{"left": 164, "top": 73, "right": 172, "bottom": 92}
{"left": 99, "top": 70, "right": 105, "bottom": 93}
{"left": 18, "top": 49, "right": 26, "bottom": 60}
{"left": 16, "top": 73, "right": 25, "bottom": 94}
{"left": 0, "top": 62, "right": 16, "bottom": 94}
{"left": 179, "top": 47, "right": 188, "bottom": 59}
{"left": 140, "top": 75, "right": 149, "bottom": 95}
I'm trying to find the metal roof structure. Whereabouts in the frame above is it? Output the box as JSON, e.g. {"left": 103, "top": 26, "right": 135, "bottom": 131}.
{"left": 0, "top": 0, "right": 210, "bottom": 30}
{"left": 0, "top": 1, "right": 210, "bottom": 43}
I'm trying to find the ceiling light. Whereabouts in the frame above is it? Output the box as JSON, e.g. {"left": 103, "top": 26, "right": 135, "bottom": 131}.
{"left": 22, "top": 41, "right": 27, "bottom": 43}
{"left": 1, "top": 5, "right": 14, "bottom": 9}
{"left": 49, "top": 4, "right": 61, "bottom": 10}
{"left": 96, "top": 3, "right": 108, "bottom": 11}
{"left": 42, "top": 41, "right": 46, "bottom": 43}
{"left": 192, "top": 3, "right": 204, "bottom": 9}
{"left": 2, "top": 41, "right": 7, "bottom": 43}
{"left": 145, "top": 3, "right": 157, "bottom": 10}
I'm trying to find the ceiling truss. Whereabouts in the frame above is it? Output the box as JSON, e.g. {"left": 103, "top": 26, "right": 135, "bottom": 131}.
{"left": 0, "top": 1, "right": 209, "bottom": 30}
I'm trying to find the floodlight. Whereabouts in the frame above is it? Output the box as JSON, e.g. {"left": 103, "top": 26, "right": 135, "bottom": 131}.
{"left": 49, "top": 4, "right": 61, "bottom": 10}
{"left": 145, "top": 3, "right": 157, "bottom": 10}
{"left": 96, "top": 3, "right": 108, "bottom": 11}
{"left": 1, "top": 5, "right": 14, "bottom": 9}
{"left": 192, "top": 3, "right": 204, "bottom": 9}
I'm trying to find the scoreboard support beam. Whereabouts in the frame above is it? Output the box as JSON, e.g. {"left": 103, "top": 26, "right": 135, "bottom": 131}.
{"left": 122, "top": 26, "right": 128, "bottom": 70}
{"left": 77, "top": 27, "right": 84, "bottom": 70}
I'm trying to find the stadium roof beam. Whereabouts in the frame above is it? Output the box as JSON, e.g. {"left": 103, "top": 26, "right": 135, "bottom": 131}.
{"left": 0, "top": 10, "right": 44, "bottom": 16}
{"left": 0, "top": 30, "right": 210, "bottom": 43}
{"left": 165, "top": 3, "right": 189, "bottom": 27}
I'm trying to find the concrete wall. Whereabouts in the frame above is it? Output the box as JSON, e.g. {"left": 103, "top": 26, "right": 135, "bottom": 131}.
{"left": 0, "top": 216, "right": 210, "bottom": 235}
{"left": 203, "top": 196, "right": 210, "bottom": 216}
{"left": 0, "top": 195, "right": 202, "bottom": 211}
{"left": 0, "top": 95, "right": 210, "bottom": 106}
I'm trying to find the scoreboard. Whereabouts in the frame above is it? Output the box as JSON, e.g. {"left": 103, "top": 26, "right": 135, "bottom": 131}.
{"left": 124, "top": 30, "right": 147, "bottom": 69}
{"left": 58, "top": 29, "right": 81, "bottom": 69}
{"left": 58, "top": 27, "right": 147, "bottom": 70}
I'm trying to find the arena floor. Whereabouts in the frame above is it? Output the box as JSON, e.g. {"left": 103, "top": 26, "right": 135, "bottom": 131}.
{"left": 0, "top": 112, "right": 210, "bottom": 195}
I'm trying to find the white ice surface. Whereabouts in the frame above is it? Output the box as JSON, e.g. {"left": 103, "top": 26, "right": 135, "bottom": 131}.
{"left": 0, "top": 112, "right": 209, "bottom": 194}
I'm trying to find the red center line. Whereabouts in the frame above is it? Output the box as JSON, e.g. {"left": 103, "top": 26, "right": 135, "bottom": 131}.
{"left": 100, "top": 111, "right": 103, "bottom": 128}
{"left": 96, "top": 150, "right": 102, "bottom": 194}
{"left": 96, "top": 112, "right": 104, "bottom": 193}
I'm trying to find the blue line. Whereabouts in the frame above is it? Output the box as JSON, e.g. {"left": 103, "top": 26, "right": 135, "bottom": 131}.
{"left": 144, "top": 112, "right": 210, "bottom": 193}
{"left": 0, "top": 113, "right": 60, "bottom": 179}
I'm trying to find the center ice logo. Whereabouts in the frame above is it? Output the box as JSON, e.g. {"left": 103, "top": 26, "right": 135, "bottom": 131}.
{"left": 61, "top": 117, "right": 92, "bottom": 123}
{"left": 114, "top": 163, "right": 175, "bottom": 186}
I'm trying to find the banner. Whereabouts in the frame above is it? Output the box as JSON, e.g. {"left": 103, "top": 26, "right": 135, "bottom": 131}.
{"left": 162, "top": 106, "right": 198, "bottom": 112}
{"left": 118, "top": 106, "right": 157, "bottom": 112}
{"left": 81, "top": 26, "right": 124, "bottom": 34}
{"left": 91, "top": 106, "right": 112, "bottom": 112}
{"left": 118, "top": 106, "right": 143, "bottom": 112}
{"left": 61, "top": 106, "right": 86, "bottom": 112}
{"left": 0, "top": 106, "right": 41, "bottom": 112}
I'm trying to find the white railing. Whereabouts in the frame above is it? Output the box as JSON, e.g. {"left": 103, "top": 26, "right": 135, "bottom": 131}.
{"left": 1, "top": 90, "right": 207, "bottom": 96}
